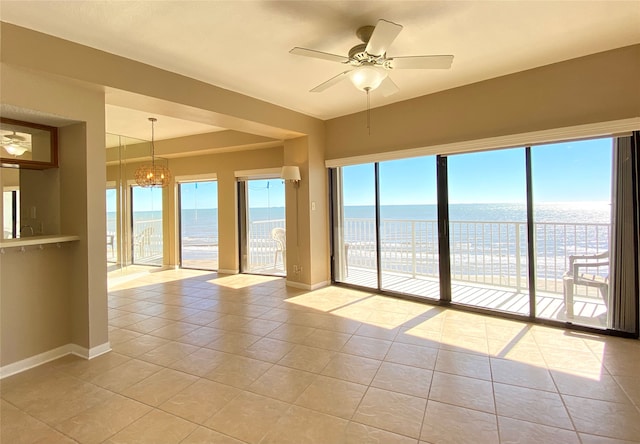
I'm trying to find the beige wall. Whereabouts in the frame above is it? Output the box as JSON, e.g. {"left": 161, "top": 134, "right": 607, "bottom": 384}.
{"left": 326, "top": 44, "right": 640, "bottom": 160}
{"left": 1, "top": 168, "right": 19, "bottom": 188}
{"left": 106, "top": 131, "right": 280, "bottom": 164}
{"left": 283, "top": 135, "right": 329, "bottom": 287}
{"left": 0, "top": 245, "right": 75, "bottom": 366}
{"left": 0, "top": 62, "right": 108, "bottom": 364}
{"left": 59, "top": 122, "right": 109, "bottom": 350}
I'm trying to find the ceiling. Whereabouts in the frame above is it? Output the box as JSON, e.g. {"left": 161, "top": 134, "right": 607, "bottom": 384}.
{"left": 1, "top": 1, "right": 639, "bottom": 141}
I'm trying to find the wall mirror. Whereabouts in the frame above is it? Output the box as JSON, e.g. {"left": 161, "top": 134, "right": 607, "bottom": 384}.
{"left": 1, "top": 118, "right": 60, "bottom": 239}
{"left": 1, "top": 117, "right": 58, "bottom": 169}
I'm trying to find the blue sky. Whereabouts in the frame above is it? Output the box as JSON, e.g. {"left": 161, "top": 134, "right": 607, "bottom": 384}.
{"left": 109, "top": 179, "right": 286, "bottom": 212}
{"left": 179, "top": 181, "right": 219, "bottom": 210}
{"left": 343, "top": 138, "right": 613, "bottom": 205}
{"left": 112, "top": 137, "right": 613, "bottom": 213}
{"left": 247, "top": 179, "right": 285, "bottom": 208}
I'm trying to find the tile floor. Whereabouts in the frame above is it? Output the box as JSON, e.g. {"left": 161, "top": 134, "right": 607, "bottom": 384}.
{"left": 2, "top": 268, "right": 640, "bottom": 443}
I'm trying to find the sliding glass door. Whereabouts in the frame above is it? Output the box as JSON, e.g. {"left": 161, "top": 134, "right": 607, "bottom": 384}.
{"left": 330, "top": 136, "right": 636, "bottom": 334}
{"left": 131, "top": 186, "right": 163, "bottom": 266}
{"left": 379, "top": 157, "right": 439, "bottom": 298}
{"left": 106, "top": 188, "right": 117, "bottom": 263}
{"left": 333, "top": 158, "right": 439, "bottom": 297}
{"left": 240, "top": 178, "right": 286, "bottom": 276}
{"left": 332, "top": 164, "right": 378, "bottom": 289}
{"left": 447, "top": 148, "right": 529, "bottom": 315}
{"left": 179, "top": 180, "right": 218, "bottom": 270}
{"left": 531, "top": 139, "right": 613, "bottom": 328}
{"left": 3, "top": 188, "right": 19, "bottom": 239}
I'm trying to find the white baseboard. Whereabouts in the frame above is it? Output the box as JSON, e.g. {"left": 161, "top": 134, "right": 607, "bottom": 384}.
{"left": 0, "top": 344, "right": 72, "bottom": 379}
{"left": 217, "top": 269, "right": 239, "bottom": 274}
{"left": 0, "top": 341, "right": 112, "bottom": 379}
{"left": 88, "top": 342, "right": 112, "bottom": 359}
{"left": 285, "top": 280, "right": 329, "bottom": 291}
{"left": 70, "top": 342, "right": 112, "bottom": 360}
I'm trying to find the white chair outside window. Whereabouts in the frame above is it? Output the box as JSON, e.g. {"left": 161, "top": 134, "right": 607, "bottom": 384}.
{"left": 562, "top": 251, "right": 609, "bottom": 317}
{"left": 271, "top": 227, "right": 286, "bottom": 269}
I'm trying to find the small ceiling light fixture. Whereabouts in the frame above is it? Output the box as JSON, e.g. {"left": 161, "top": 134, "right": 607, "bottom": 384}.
{"left": 134, "top": 117, "right": 172, "bottom": 188}
{"left": 281, "top": 166, "right": 301, "bottom": 187}
{"left": 3, "top": 142, "right": 28, "bottom": 157}
{"left": 2, "top": 131, "right": 29, "bottom": 157}
{"left": 349, "top": 65, "right": 388, "bottom": 92}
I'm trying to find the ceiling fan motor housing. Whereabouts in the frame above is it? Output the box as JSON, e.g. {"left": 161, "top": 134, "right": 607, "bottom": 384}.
{"left": 348, "top": 43, "right": 387, "bottom": 66}
{"left": 348, "top": 43, "right": 368, "bottom": 61}
{"left": 356, "top": 25, "right": 375, "bottom": 43}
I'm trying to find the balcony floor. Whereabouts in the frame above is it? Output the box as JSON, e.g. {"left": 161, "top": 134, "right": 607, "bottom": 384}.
{"left": 342, "top": 268, "right": 607, "bottom": 329}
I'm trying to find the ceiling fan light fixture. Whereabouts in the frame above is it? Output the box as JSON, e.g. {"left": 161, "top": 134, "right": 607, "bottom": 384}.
{"left": 3, "top": 143, "right": 28, "bottom": 157}
{"left": 350, "top": 65, "right": 388, "bottom": 92}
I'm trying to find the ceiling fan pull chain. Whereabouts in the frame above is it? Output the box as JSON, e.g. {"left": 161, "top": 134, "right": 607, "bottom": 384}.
{"left": 366, "top": 87, "right": 371, "bottom": 135}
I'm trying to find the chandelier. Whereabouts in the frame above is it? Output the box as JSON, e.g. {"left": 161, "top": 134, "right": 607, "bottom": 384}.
{"left": 134, "top": 117, "right": 171, "bottom": 188}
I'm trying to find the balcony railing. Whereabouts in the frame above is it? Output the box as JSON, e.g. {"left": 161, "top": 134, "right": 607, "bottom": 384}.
{"left": 122, "top": 216, "right": 610, "bottom": 299}
{"left": 342, "top": 218, "right": 610, "bottom": 297}
{"left": 247, "top": 219, "right": 286, "bottom": 273}
{"left": 132, "top": 218, "right": 163, "bottom": 265}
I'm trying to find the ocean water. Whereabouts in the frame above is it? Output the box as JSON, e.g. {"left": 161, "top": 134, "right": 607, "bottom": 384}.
{"left": 340, "top": 203, "right": 611, "bottom": 282}
{"left": 344, "top": 202, "right": 611, "bottom": 224}
{"left": 107, "top": 203, "right": 610, "bottom": 240}
{"left": 107, "top": 207, "right": 287, "bottom": 244}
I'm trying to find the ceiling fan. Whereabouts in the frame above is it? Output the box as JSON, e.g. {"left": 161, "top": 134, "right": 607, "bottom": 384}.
{"left": 290, "top": 19, "right": 454, "bottom": 96}
{"left": 1, "top": 131, "right": 32, "bottom": 156}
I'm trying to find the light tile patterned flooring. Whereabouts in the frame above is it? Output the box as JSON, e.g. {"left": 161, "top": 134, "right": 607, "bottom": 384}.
{"left": 2, "top": 268, "right": 640, "bottom": 443}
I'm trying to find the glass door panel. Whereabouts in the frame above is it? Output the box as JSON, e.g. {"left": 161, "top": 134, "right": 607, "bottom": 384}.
{"left": 244, "top": 178, "right": 286, "bottom": 275}
{"left": 333, "top": 164, "right": 378, "bottom": 289}
{"left": 379, "top": 157, "right": 439, "bottom": 299}
{"left": 447, "top": 148, "right": 529, "bottom": 315}
{"left": 131, "top": 186, "right": 163, "bottom": 266}
{"left": 106, "top": 188, "right": 117, "bottom": 263}
{"left": 179, "top": 181, "right": 218, "bottom": 270}
{"left": 531, "top": 139, "right": 613, "bottom": 328}
{"left": 3, "top": 189, "right": 19, "bottom": 239}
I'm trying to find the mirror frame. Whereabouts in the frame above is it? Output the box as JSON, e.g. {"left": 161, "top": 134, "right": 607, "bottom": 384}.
{"left": 1, "top": 117, "right": 58, "bottom": 169}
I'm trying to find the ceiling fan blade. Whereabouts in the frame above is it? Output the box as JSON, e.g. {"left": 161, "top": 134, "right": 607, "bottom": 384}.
{"left": 377, "top": 76, "right": 400, "bottom": 97}
{"left": 365, "top": 19, "right": 403, "bottom": 56}
{"left": 390, "top": 55, "right": 454, "bottom": 69}
{"left": 310, "top": 70, "right": 353, "bottom": 92}
{"left": 290, "top": 47, "right": 349, "bottom": 63}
